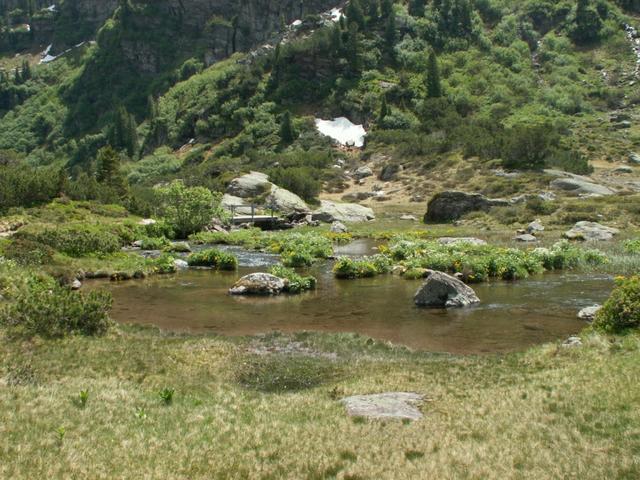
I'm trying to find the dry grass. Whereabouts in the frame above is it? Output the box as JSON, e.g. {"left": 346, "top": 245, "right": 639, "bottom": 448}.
{"left": 1, "top": 327, "right": 639, "bottom": 479}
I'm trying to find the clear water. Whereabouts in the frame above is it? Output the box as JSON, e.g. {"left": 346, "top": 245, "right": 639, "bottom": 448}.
{"left": 95, "top": 244, "right": 613, "bottom": 354}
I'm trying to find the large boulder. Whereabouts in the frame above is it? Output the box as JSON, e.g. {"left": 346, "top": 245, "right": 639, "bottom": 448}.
{"left": 563, "top": 221, "right": 620, "bottom": 241}
{"left": 578, "top": 305, "right": 602, "bottom": 322}
{"left": 414, "top": 271, "right": 480, "bottom": 308}
{"left": 379, "top": 164, "right": 400, "bottom": 181}
{"left": 353, "top": 166, "right": 373, "bottom": 180}
{"left": 424, "top": 191, "right": 508, "bottom": 222}
{"left": 312, "top": 200, "right": 375, "bottom": 223}
{"left": 221, "top": 194, "right": 253, "bottom": 215}
{"left": 549, "top": 178, "right": 614, "bottom": 197}
{"left": 228, "top": 273, "right": 286, "bottom": 296}
{"left": 266, "top": 186, "right": 310, "bottom": 214}
{"left": 227, "top": 172, "right": 271, "bottom": 198}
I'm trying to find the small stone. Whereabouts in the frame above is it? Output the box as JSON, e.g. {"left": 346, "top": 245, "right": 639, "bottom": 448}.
{"left": 330, "top": 221, "right": 349, "bottom": 234}
{"left": 562, "top": 336, "right": 583, "bottom": 348}
{"left": 229, "top": 273, "right": 286, "bottom": 296}
{"left": 514, "top": 234, "right": 538, "bottom": 243}
{"left": 527, "top": 220, "right": 545, "bottom": 234}
{"left": 71, "top": 279, "right": 82, "bottom": 290}
{"left": 174, "top": 259, "right": 189, "bottom": 270}
{"left": 614, "top": 166, "right": 633, "bottom": 174}
{"left": 578, "top": 305, "right": 602, "bottom": 322}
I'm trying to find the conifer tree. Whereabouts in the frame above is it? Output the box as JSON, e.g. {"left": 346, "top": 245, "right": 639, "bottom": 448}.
{"left": 571, "top": 0, "right": 603, "bottom": 44}
{"left": 346, "top": 0, "right": 366, "bottom": 30}
{"left": 426, "top": 51, "right": 442, "bottom": 98}
{"left": 409, "top": 0, "right": 426, "bottom": 17}
{"left": 378, "top": 95, "right": 389, "bottom": 124}
{"left": 279, "top": 110, "right": 295, "bottom": 144}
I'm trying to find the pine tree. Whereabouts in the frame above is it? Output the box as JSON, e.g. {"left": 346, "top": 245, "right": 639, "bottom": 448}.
{"left": 571, "top": 0, "right": 603, "bottom": 44}
{"left": 345, "top": 22, "right": 361, "bottom": 73}
{"left": 365, "top": 0, "right": 379, "bottom": 21}
{"left": 109, "top": 106, "right": 138, "bottom": 157}
{"left": 426, "top": 51, "right": 442, "bottom": 98}
{"left": 20, "top": 59, "right": 31, "bottom": 82}
{"left": 96, "top": 146, "right": 121, "bottom": 184}
{"left": 409, "top": 0, "right": 426, "bottom": 17}
{"left": 378, "top": 95, "right": 389, "bottom": 124}
{"left": 384, "top": 6, "right": 397, "bottom": 57}
{"left": 346, "top": 0, "right": 366, "bottom": 30}
{"left": 380, "top": 0, "right": 393, "bottom": 20}
{"left": 279, "top": 110, "right": 295, "bottom": 144}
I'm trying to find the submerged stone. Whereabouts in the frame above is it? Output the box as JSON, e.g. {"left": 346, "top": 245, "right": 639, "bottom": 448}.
{"left": 341, "top": 392, "right": 424, "bottom": 421}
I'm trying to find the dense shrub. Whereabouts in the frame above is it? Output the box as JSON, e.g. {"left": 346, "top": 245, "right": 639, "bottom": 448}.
{"left": 0, "top": 163, "right": 61, "bottom": 212}
{"left": 593, "top": 276, "right": 640, "bottom": 333}
{"left": 333, "top": 255, "right": 391, "bottom": 279}
{"left": 187, "top": 248, "right": 238, "bottom": 270}
{"left": 0, "top": 278, "right": 113, "bottom": 338}
{"left": 15, "top": 224, "right": 123, "bottom": 257}
{"left": 155, "top": 180, "right": 226, "bottom": 238}
{"left": 1, "top": 239, "right": 56, "bottom": 266}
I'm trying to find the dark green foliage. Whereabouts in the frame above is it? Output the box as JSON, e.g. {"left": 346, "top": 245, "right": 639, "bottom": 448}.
{"left": 502, "top": 122, "right": 559, "bottom": 171}
{"left": 1, "top": 239, "right": 56, "bottom": 266}
{"left": 346, "top": 0, "right": 366, "bottom": 30}
{"left": 108, "top": 106, "right": 139, "bottom": 157}
{"left": 96, "top": 146, "right": 129, "bottom": 197}
{"left": 15, "top": 224, "right": 125, "bottom": 257}
{"left": 235, "top": 354, "right": 339, "bottom": 393}
{"left": 187, "top": 248, "right": 238, "bottom": 270}
{"left": 0, "top": 162, "right": 62, "bottom": 212}
{"left": 0, "top": 278, "right": 113, "bottom": 338}
{"left": 570, "top": 0, "right": 603, "bottom": 44}
{"left": 269, "top": 167, "right": 321, "bottom": 202}
{"left": 409, "top": 0, "right": 426, "bottom": 17}
{"left": 593, "top": 276, "right": 640, "bottom": 333}
{"left": 426, "top": 51, "right": 442, "bottom": 99}
{"left": 279, "top": 110, "right": 295, "bottom": 144}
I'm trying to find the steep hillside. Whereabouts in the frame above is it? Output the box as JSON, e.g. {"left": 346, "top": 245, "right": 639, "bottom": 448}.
{"left": 2, "top": 0, "right": 640, "bottom": 229}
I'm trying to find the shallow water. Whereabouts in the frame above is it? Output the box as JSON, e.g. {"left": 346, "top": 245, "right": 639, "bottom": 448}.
{"left": 97, "top": 249, "right": 614, "bottom": 354}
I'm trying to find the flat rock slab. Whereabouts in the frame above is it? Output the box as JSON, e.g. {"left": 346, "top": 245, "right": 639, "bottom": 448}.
{"left": 342, "top": 392, "right": 424, "bottom": 421}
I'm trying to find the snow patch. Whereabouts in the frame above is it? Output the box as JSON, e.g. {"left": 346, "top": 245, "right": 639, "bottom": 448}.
{"left": 329, "top": 8, "right": 343, "bottom": 22}
{"left": 46, "top": 4, "right": 57, "bottom": 12}
{"left": 315, "top": 117, "right": 367, "bottom": 148}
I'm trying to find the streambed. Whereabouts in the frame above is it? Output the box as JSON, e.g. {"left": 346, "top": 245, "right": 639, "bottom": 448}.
{"left": 95, "top": 243, "right": 614, "bottom": 354}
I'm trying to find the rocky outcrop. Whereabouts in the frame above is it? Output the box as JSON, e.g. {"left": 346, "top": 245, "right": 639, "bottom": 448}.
{"left": 550, "top": 178, "right": 614, "bottom": 196}
{"left": 563, "top": 222, "right": 620, "bottom": 241}
{"left": 312, "top": 201, "right": 375, "bottom": 223}
{"left": 266, "top": 186, "right": 310, "bottom": 214}
{"left": 228, "top": 273, "right": 286, "bottom": 295}
{"left": 221, "top": 194, "right": 253, "bottom": 215}
{"left": 414, "top": 271, "right": 480, "bottom": 308}
{"left": 424, "top": 191, "right": 508, "bottom": 222}
{"left": 330, "top": 221, "right": 348, "bottom": 233}
{"left": 227, "top": 172, "right": 271, "bottom": 198}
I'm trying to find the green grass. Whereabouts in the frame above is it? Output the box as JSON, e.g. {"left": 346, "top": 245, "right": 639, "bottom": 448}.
{"left": 1, "top": 326, "right": 639, "bottom": 479}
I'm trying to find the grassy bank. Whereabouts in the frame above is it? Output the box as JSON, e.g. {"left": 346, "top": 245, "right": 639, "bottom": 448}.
{"left": 1, "top": 327, "right": 639, "bottom": 479}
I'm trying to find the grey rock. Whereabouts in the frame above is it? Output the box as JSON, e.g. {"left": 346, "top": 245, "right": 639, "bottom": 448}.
{"left": 227, "top": 172, "right": 271, "bottom": 198}
{"left": 562, "top": 336, "right": 583, "bottom": 348}
{"left": 424, "top": 191, "right": 509, "bottom": 222}
{"left": 71, "top": 279, "right": 82, "bottom": 290}
{"left": 400, "top": 215, "right": 418, "bottom": 221}
{"left": 221, "top": 194, "right": 253, "bottom": 215}
{"left": 266, "top": 186, "right": 310, "bottom": 214}
{"left": 341, "top": 392, "right": 424, "bottom": 421}
{"left": 174, "top": 259, "right": 189, "bottom": 270}
{"left": 414, "top": 271, "right": 480, "bottom": 308}
{"left": 614, "top": 120, "right": 632, "bottom": 129}
{"left": 330, "top": 221, "right": 349, "bottom": 233}
{"left": 614, "top": 166, "right": 633, "bottom": 174}
{"left": 564, "top": 221, "right": 620, "bottom": 241}
{"left": 229, "top": 273, "right": 286, "bottom": 296}
{"left": 312, "top": 201, "right": 375, "bottom": 223}
{"left": 550, "top": 178, "right": 614, "bottom": 196}
{"left": 438, "top": 237, "right": 487, "bottom": 246}
{"left": 379, "top": 164, "right": 400, "bottom": 181}
{"left": 527, "top": 220, "right": 544, "bottom": 234}
{"left": 578, "top": 305, "right": 602, "bottom": 322}
{"left": 514, "top": 234, "right": 538, "bottom": 243}
{"left": 629, "top": 152, "right": 640, "bottom": 165}
{"left": 353, "top": 166, "right": 373, "bottom": 180}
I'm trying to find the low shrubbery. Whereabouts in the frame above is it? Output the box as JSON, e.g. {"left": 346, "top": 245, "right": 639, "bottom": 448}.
{"left": 270, "top": 265, "right": 317, "bottom": 293}
{"left": 0, "top": 277, "right": 113, "bottom": 338}
{"left": 1, "top": 238, "right": 56, "bottom": 266}
{"left": 187, "top": 248, "right": 238, "bottom": 270}
{"left": 268, "top": 233, "right": 333, "bottom": 267}
{"left": 333, "top": 255, "right": 392, "bottom": 279}
{"left": 15, "top": 224, "right": 125, "bottom": 257}
{"left": 593, "top": 276, "right": 640, "bottom": 333}
{"left": 623, "top": 239, "right": 640, "bottom": 254}
{"left": 139, "top": 236, "right": 170, "bottom": 250}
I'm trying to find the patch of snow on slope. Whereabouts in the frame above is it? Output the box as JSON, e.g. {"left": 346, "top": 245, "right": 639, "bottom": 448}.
{"left": 315, "top": 117, "right": 367, "bottom": 148}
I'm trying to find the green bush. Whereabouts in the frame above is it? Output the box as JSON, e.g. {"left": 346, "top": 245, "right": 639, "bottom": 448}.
{"left": 623, "top": 239, "right": 640, "bottom": 254}
{"left": 270, "top": 264, "right": 317, "bottom": 293}
{"left": 139, "top": 236, "right": 170, "bottom": 250}
{"left": 593, "top": 276, "right": 640, "bottom": 333}
{"left": 152, "top": 253, "right": 178, "bottom": 274}
{"left": 187, "top": 248, "right": 238, "bottom": 270}
{"left": 1, "top": 239, "right": 56, "bottom": 266}
{"left": 15, "top": 224, "right": 123, "bottom": 257}
{"left": 333, "top": 257, "right": 380, "bottom": 279}
{"left": 0, "top": 278, "right": 113, "bottom": 338}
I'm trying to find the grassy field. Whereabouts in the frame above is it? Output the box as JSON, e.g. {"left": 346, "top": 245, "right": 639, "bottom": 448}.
{"left": 1, "top": 326, "right": 639, "bottom": 479}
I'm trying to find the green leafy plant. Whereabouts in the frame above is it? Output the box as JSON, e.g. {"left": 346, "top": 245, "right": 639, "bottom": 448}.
{"left": 158, "top": 388, "right": 175, "bottom": 405}
{"left": 187, "top": 248, "right": 238, "bottom": 270}
{"left": 75, "top": 390, "right": 89, "bottom": 408}
{"left": 593, "top": 276, "right": 640, "bottom": 333}
{"left": 270, "top": 264, "right": 317, "bottom": 293}
{"left": 0, "top": 277, "right": 113, "bottom": 338}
